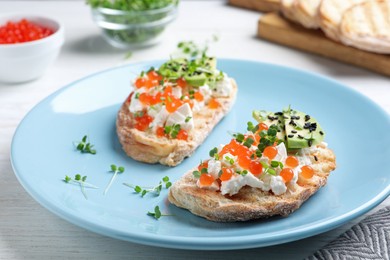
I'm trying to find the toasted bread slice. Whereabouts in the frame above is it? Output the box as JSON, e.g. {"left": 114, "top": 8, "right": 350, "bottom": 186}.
{"left": 294, "top": 0, "right": 322, "bottom": 29}
{"left": 168, "top": 143, "right": 336, "bottom": 222}
{"left": 116, "top": 79, "right": 238, "bottom": 167}
{"left": 340, "top": 0, "right": 390, "bottom": 54}
{"left": 319, "top": 0, "right": 365, "bottom": 41}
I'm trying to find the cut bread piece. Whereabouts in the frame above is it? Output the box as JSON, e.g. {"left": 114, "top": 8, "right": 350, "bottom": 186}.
{"left": 340, "top": 0, "right": 390, "bottom": 54}
{"left": 168, "top": 143, "right": 336, "bottom": 222}
{"left": 116, "top": 79, "right": 238, "bottom": 167}
{"left": 319, "top": 0, "right": 365, "bottom": 41}
{"left": 294, "top": 0, "right": 322, "bottom": 29}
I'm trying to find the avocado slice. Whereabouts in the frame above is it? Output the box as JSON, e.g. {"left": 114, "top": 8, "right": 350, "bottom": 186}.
{"left": 283, "top": 108, "right": 325, "bottom": 149}
{"left": 252, "top": 110, "right": 286, "bottom": 142}
{"left": 184, "top": 73, "right": 207, "bottom": 87}
{"left": 158, "top": 58, "right": 187, "bottom": 79}
{"left": 204, "top": 57, "right": 217, "bottom": 69}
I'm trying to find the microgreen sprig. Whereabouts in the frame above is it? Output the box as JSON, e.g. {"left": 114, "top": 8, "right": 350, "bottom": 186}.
{"left": 147, "top": 206, "right": 173, "bottom": 220}
{"left": 164, "top": 124, "right": 181, "bottom": 139}
{"left": 104, "top": 164, "right": 125, "bottom": 195}
{"left": 64, "top": 174, "right": 98, "bottom": 199}
{"left": 123, "top": 176, "right": 172, "bottom": 197}
{"left": 74, "top": 135, "right": 96, "bottom": 154}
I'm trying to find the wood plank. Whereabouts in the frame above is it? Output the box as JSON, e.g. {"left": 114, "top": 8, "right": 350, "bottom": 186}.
{"left": 257, "top": 13, "right": 390, "bottom": 77}
{"left": 229, "top": 0, "right": 280, "bottom": 13}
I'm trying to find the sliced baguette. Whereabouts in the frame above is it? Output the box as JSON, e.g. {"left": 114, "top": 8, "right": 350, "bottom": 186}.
{"left": 168, "top": 143, "right": 336, "bottom": 222}
{"left": 319, "top": 0, "right": 365, "bottom": 41}
{"left": 116, "top": 79, "right": 238, "bottom": 167}
{"left": 340, "top": 0, "right": 390, "bottom": 54}
{"left": 280, "top": 0, "right": 299, "bottom": 23}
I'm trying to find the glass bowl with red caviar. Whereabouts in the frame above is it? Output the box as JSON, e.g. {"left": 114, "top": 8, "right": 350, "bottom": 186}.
{"left": 0, "top": 14, "right": 64, "bottom": 83}
{"left": 90, "top": 2, "right": 178, "bottom": 49}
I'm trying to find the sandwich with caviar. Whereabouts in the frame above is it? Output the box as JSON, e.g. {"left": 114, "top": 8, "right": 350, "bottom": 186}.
{"left": 116, "top": 56, "right": 237, "bottom": 166}
{"left": 168, "top": 107, "right": 336, "bottom": 222}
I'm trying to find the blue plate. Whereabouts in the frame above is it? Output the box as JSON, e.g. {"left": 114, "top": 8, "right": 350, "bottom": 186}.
{"left": 11, "top": 59, "right": 390, "bottom": 250}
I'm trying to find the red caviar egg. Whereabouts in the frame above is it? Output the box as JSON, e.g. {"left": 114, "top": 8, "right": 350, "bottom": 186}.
{"left": 300, "top": 165, "right": 314, "bottom": 179}
{"left": 208, "top": 98, "right": 220, "bottom": 109}
{"left": 285, "top": 156, "right": 299, "bottom": 168}
{"left": 135, "top": 77, "right": 146, "bottom": 88}
{"left": 219, "top": 167, "right": 234, "bottom": 181}
{"left": 156, "top": 126, "right": 165, "bottom": 137}
{"left": 166, "top": 97, "right": 183, "bottom": 113}
{"left": 263, "top": 146, "right": 277, "bottom": 160}
{"left": 176, "top": 77, "right": 187, "bottom": 88}
{"left": 280, "top": 168, "right": 294, "bottom": 183}
{"left": 147, "top": 70, "right": 162, "bottom": 81}
{"left": 194, "top": 91, "right": 204, "bottom": 102}
{"left": 134, "top": 114, "right": 153, "bottom": 131}
{"left": 258, "top": 123, "right": 269, "bottom": 131}
{"left": 176, "top": 129, "right": 188, "bottom": 141}
{"left": 249, "top": 161, "right": 263, "bottom": 176}
{"left": 198, "top": 160, "right": 209, "bottom": 172}
{"left": 238, "top": 155, "right": 251, "bottom": 169}
{"left": 199, "top": 174, "right": 215, "bottom": 187}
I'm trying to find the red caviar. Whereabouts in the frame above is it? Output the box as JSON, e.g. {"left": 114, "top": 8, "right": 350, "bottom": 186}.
{"left": 258, "top": 123, "right": 269, "bottom": 131}
{"left": 263, "top": 146, "right": 277, "bottom": 160}
{"left": 300, "top": 165, "right": 314, "bottom": 179}
{"left": 176, "top": 77, "right": 187, "bottom": 88}
{"left": 194, "top": 91, "right": 204, "bottom": 102}
{"left": 280, "top": 168, "right": 294, "bottom": 183}
{"left": 156, "top": 126, "right": 165, "bottom": 137}
{"left": 0, "top": 19, "right": 54, "bottom": 44}
{"left": 176, "top": 129, "right": 188, "bottom": 141}
{"left": 134, "top": 113, "right": 153, "bottom": 131}
{"left": 208, "top": 98, "right": 220, "bottom": 109}
{"left": 249, "top": 161, "right": 263, "bottom": 176}
{"left": 198, "top": 160, "right": 209, "bottom": 172}
{"left": 199, "top": 174, "right": 214, "bottom": 187}
{"left": 220, "top": 167, "right": 234, "bottom": 181}
{"left": 285, "top": 156, "right": 299, "bottom": 168}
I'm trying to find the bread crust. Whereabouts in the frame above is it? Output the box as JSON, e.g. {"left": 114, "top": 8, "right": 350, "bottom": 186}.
{"left": 116, "top": 79, "right": 238, "bottom": 166}
{"left": 293, "top": 0, "right": 322, "bottom": 29}
{"left": 168, "top": 143, "right": 336, "bottom": 222}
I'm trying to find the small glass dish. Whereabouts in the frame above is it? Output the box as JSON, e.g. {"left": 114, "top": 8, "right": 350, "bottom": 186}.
{"left": 91, "top": 3, "right": 178, "bottom": 49}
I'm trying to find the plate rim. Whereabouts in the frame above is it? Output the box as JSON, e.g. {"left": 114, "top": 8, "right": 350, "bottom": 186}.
{"left": 10, "top": 59, "right": 390, "bottom": 250}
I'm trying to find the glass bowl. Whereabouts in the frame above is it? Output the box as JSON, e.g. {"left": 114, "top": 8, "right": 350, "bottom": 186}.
{"left": 91, "top": 3, "right": 178, "bottom": 49}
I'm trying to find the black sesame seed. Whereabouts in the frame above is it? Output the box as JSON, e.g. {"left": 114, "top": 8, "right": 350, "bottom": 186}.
{"left": 314, "top": 155, "right": 318, "bottom": 161}
{"left": 291, "top": 130, "right": 297, "bottom": 133}
{"left": 288, "top": 134, "right": 294, "bottom": 138}
{"left": 275, "top": 112, "right": 283, "bottom": 116}
{"left": 308, "top": 140, "right": 313, "bottom": 147}
{"left": 305, "top": 115, "right": 310, "bottom": 121}
{"left": 319, "top": 131, "right": 324, "bottom": 135}
{"left": 298, "top": 135, "right": 304, "bottom": 139}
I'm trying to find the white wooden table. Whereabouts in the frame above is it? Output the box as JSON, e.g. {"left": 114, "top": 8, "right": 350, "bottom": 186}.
{"left": 0, "top": 1, "right": 389, "bottom": 259}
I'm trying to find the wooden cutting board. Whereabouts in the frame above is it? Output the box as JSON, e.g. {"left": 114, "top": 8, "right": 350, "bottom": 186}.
{"left": 229, "top": 0, "right": 280, "bottom": 12}
{"left": 257, "top": 13, "right": 390, "bottom": 77}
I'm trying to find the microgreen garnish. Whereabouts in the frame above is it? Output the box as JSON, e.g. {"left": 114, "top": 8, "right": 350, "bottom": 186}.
{"left": 234, "top": 133, "right": 245, "bottom": 143}
{"left": 123, "top": 176, "right": 171, "bottom": 197}
{"left": 185, "top": 116, "right": 192, "bottom": 123}
{"left": 135, "top": 92, "right": 140, "bottom": 99}
{"left": 257, "top": 125, "right": 280, "bottom": 153}
{"left": 104, "top": 164, "right": 125, "bottom": 195}
{"left": 243, "top": 137, "right": 254, "bottom": 148}
{"left": 192, "top": 170, "right": 201, "bottom": 178}
{"left": 75, "top": 135, "right": 96, "bottom": 154}
{"left": 164, "top": 124, "right": 181, "bottom": 139}
{"left": 63, "top": 174, "right": 98, "bottom": 199}
{"left": 224, "top": 155, "right": 235, "bottom": 165}
{"left": 124, "top": 51, "right": 132, "bottom": 60}
{"left": 209, "top": 147, "right": 218, "bottom": 157}
{"left": 247, "top": 121, "right": 259, "bottom": 133}
{"left": 147, "top": 206, "right": 172, "bottom": 220}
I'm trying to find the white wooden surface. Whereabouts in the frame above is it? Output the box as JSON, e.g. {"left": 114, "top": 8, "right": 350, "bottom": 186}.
{"left": 0, "top": 1, "right": 389, "bottom": 259}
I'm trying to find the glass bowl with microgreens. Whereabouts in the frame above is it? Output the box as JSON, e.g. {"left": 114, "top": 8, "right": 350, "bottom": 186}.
{"left": 87, "top": 0, "right": 179, "bottom": 49}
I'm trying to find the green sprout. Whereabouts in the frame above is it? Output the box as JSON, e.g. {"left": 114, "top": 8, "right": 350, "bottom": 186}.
{"left": 123, "top": 176, "right": 172, "bottom": 197}
{"left": 104, "top": 164, "right": 125, "bottom": 195}
{"left": 63, "top": 174, "right": 98, "bottom": 199}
